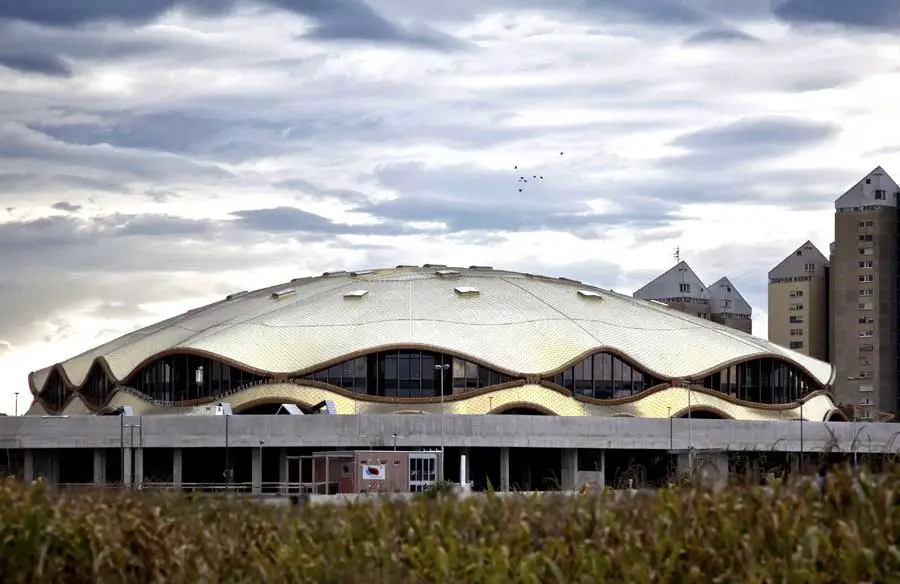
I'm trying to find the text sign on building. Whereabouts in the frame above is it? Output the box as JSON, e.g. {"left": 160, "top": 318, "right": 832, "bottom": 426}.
{"left": 361, "top": 463, "right": 386, "bottom": 480}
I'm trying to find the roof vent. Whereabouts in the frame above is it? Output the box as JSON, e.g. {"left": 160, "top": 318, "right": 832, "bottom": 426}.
{"left": 290, "top": 277, "right": 307, "bottom": 283}
{"left": 322, "top": 270, "right": 348, "bottom": 277}
{"left": 435, "top": 269, "right": 461, "bottom": 278}
{"left": 454, "top": 286, "right": 480, "bottom": 296}
{"left": 558, "top": 276, "right": 582, "bottom": 284}
{"left": 351, "top": 270, "right": 374, "bottom": 276}
{"left": 577, "top": 290, "right": 603, "bottom": 299}
{"left": 271, "top": 288, "right": 296, "bottom": 300}
{"left": 225, "top": 291, "right": 248, "bottom": 300}
{"left": 396, "top": 264, "right": 417, "bottom": 268}
{"left": 469, "top": 265, "right": 493, "bottom": 270}
{"left": 423, "top": 263, "right": 447, "bottom": 268}
{"left": 343, "top": 289, "right": 368, "bottom": 299}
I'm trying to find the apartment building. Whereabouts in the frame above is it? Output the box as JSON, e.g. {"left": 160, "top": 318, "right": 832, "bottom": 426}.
{"left": 634, "top": 261, "right": 752, "bottom": 333}
{"left": 767, "top": 241, "right": 829, "bottom": 361}
{"left": 829, "top": 166, "right": 900, "bottom": 419}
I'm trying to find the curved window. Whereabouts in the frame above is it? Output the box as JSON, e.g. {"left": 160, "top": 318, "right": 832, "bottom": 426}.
{"left": 125, "top": 354, "right": 271, "bottom": 403}
{"left": 81, "top": 366, "right": 113, "bottom": 407}
{"left": 40, "top": 369, "right": 68, "bottom": 413}
{"left": 693, "top": 357, "right": 821, "bottom": 404}
{"left": 301, "top": 350, "right": 513, "bottom": 398}
{"left": 551, "top": 352, "right": 664, "bottom": 399}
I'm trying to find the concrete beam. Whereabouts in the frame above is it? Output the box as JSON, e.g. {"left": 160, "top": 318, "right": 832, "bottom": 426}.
{"left": 1, "top": 415, "right": 898, "bottom": 454}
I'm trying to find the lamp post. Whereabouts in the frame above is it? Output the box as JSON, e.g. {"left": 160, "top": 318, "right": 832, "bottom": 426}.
{"left": 14, "top": 392, "right": 18, "bottom": 416}
{"left": 434, "top": 362, "right": 450, "bottom": 481}
{"left": 846, "top": 376, "right": 863, "bottom": 467}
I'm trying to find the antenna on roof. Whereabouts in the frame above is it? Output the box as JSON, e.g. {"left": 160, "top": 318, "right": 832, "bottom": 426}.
{"left": 674, "top": 246, "right": 681, "bottom": 264}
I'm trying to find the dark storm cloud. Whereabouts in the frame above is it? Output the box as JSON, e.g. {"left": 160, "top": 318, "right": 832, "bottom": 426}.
{"left": 684, "top": 28, "right": 761, "bottom": 45}
{"left": 0, "top": 0, "right": 464, "bottom": 51}
{"left": 0, "top": 123, "right": 231, "bottom": 181}
{"left": 0, "top": 50, "right": 72, "bottom": 77}
{"left": 773, "top": 0, "right": 900, "bottom": 31}
{"left": 661, "top": 117, "right": 841, "bottom": 171}
{"left": 51, "top": 201, "right": 81, "bottom": 213}
{"left": 232, "top": 206, "right": 413, "bottom": 236}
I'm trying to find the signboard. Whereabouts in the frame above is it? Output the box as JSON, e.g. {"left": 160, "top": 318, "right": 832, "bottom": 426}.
{"left": 361, "top": 463, "right": 386, "bottom": 481}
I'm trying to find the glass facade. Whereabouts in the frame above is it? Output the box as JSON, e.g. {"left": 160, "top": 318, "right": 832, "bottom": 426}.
{"left": 36, "top": 348, "right": 826, "bottom": 413}
{"left": 301, "top": 351, "right": 512, "bottom": 398}
{"left": 551, "top": 352, "right": 665, "bottom": 399}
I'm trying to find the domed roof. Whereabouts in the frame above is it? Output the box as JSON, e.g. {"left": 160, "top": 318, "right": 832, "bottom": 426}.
{"left": 30, "top": 265, "right": 834, "bottom": 393}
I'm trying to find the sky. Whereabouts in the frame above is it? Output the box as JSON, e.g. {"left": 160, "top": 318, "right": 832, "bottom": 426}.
{"left": 1, "top": 0, "right": 899, "bottom": 415}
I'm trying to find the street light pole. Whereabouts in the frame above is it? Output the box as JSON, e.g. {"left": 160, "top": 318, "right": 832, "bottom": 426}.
{"left": 14, "top": 392, "right": 19, "bottom": 416}
{"left": 434, "top": 362, "right": 450, "bottom": 481}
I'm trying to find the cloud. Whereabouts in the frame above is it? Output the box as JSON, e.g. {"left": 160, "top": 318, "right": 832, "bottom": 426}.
{"left": 0, "top": 50, "right": 72, "bottom": 77}
{"left": 773, "top": 0, "right": 900, "bottom": 31}
{"left": 684, "top": 28, "right": 761, "bottom": 45}
{"left": 51, "top": 201, "right": 81, "bottom": 213}
{"left": 0, "top": 0, "right": 464, "bottom": 50}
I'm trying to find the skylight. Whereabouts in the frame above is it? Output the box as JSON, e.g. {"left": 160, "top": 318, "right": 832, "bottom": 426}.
{"left": 577, "top": 290, "right": 603, "bottom": 299}
{"left": 343, "top": 289, "right": 369, "bottom": 298}
{"left": 271, "top": 288, "right": 296, "bottom": 300}
{"left": 435, "top": 269, "right": 461, "bottom": 277}
{"left": 454, "top": 286, "right": 480, "bottom": 296}
{"left": 351, "top": 270, "right": 374, "bottom": 276}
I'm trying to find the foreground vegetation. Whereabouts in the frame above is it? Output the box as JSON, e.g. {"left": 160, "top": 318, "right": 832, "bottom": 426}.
{"left": 1, "top": 468, "right": 897, "bottom": 583}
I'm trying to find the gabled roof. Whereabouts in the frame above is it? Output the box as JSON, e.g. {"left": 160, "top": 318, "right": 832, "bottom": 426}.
{"left": 707, "top": 277, "right": 752, "bottom": 316}
{"left": 633, "top": 261, "right": 710, "bottom": 301}
{"left": 835, "top": 166, "right": 899, "bottom": 211}
{"left": 768, "top": 241, "right": 828, "bottom": 280}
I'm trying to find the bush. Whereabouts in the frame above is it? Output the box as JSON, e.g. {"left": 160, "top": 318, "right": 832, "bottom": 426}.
{"left": 0, "top": 466, "right": 898, "bottom": 583}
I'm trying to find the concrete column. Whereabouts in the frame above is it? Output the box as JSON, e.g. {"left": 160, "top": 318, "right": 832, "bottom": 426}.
{"left": 278, "top": 448, "right": 288, "bottom": 494}
{"left": 172, "top": 448, "right": 183, "bottom": 489}
{"left": 500, "top": 447, "right": 510, "bottom": 491}
{"left": 23, "top": 449, "right": 34, "bottom": 483}
{"left": 122, "top": 447, "right": 132, "bottom": 487}
{"left": 133, "top": 448, "right": 144, "bottom": 488}
{"left": 561, "top": 448, "right": 577, "bottom": 491}
{"left": 252, "top": 447, "right": 263, "bottom": 494}
{"left": 47, "top": 451, "right": 60, "bottom": 486}
{"left": 93, "top": 449, "right": 107, "bottom": 485}
{"left": 788, "top": 453, "right": 800, "bottom": 476}
{"left": 679, "top": 451, "right": 728, "bottom": 490}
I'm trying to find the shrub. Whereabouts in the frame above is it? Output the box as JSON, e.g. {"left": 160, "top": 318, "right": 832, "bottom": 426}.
{"left": 0, "top": 466, "right": 898, "bottom": 583}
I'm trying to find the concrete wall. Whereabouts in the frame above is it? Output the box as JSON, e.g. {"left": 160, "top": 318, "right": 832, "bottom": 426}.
{"left": 2, "top": 414, "right": 899, "bottom": 453}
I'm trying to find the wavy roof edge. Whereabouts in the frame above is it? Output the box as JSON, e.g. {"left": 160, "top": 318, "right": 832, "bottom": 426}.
{"left": 28, "top": 265, "right": 836, "bottom": 394}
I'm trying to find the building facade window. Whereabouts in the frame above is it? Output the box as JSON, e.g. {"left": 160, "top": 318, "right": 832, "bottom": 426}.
{"left": 789, "top": 315, "right": 804, "bottom": 323}
{"left": 803, "top": 263, "right": 815, "bottom": 272}
{"left": 860, "top": 344, "right": 874, "bottom": 352}
{"left": 858, "top": 261, "right": 873, "bottom": 269}
{"left": 859, "top": 234, "right": 873, "bottom": 242}
{"left": 678, "top": 283, "right": 690, "bottom": 293}
{"left": 553, "top": 352, "right": 663, "bottom": 400}
{"left": 859, "top": 302, "right": 874, "bottom": 310}
{"left": 789, "top": 341, "right": 804, "bottom": 349}
{"left": 859, "top": 315, "right": 874, "bottom": 324}
{"left": 859, "top": 247, "right": 873, "bottom": 255}
{"left": 789, "top": 303, "right": 803, "bottom": 311}
{"left": 860, "top": 289, "right": 874, "bottom": 297}
{"left": 790, "top": 328, "right": 804, "bottom": 336}
{"left": 860, "top": 330, "right": 874, "bottom": 338}
{"left": 858, "top": 275, "right": 873, "bottom": 283}
{"left": 875, "top": 189, "right": 886, "bottom": 200}
{"left": 858, "top": 220, "right": 874, "bottom": 228}
{"left": 789, "top": 290, "right": 803, "bottom": 297}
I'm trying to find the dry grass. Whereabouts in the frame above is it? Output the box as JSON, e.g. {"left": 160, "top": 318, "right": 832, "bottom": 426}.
{"left": 1, "top": 467, "right": 897, "bottom": 583}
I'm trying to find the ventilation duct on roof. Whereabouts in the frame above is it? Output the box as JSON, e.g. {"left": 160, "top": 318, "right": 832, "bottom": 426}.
{"left": 351, "top": 270, "right": 374, "bottom": 276}
{"left": 343, "top": 289, "right": 368, "bottom": 298}
{"left": 271, "top": 288, "right": 296, "bottom": 300}
{"left": 226, "top": 291, "right": 248, "bottom": 300}
{"left": 435, "top": 269, "right": 461, "bottom": 278}
{"left": 577, "top": 290, "right": 603, "bottom": 299}
{"left": 454, "top": 286, "right": 480, "bottom": 296}
{"left": 322, "top": 271, "right": 348, "bottom": 277}
{"left": 423, "top": 263, "right": 447, "bottom": 268}
{"left": 469, "top": 265, "right": 493, "bottom": 270}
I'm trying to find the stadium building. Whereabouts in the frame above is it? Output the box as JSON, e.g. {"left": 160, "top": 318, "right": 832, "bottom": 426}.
{"left": 13, "top": 266, "right": 853, "bottom": 492}
{"left": 28, "top": 265, "right": 839, "bottom": 421}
